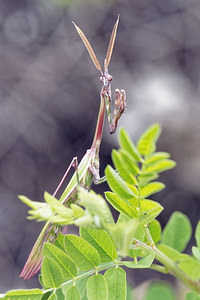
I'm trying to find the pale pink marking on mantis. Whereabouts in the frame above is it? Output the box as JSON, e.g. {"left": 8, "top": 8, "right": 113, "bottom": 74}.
{"left": 19, "top": 15, "right": 126, "bottom": 280}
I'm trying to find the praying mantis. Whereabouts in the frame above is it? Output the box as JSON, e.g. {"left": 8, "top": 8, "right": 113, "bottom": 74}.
{"left": 19, "top": 14, "right": 126, "bottom": 280}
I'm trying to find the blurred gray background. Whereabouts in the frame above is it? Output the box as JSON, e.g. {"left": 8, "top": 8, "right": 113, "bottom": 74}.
{"left": 0, "top": 0, "right": 200, "bottom": 295}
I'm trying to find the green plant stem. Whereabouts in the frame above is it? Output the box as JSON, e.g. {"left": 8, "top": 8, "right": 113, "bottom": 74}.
{"left": 134, "top": 238, "right": 200, "bottom": 294}
{"left": 44, "top": 261, "right": 118, "bottom": 295}
{"left": 150, "top": 264, "right": 169, "bottom": 274}
{"left": 144, "top": 226, "right": 155, "bottom": 248}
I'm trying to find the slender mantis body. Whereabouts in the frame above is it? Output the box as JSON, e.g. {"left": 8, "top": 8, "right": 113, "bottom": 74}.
{"left": 20, "top": 15, "right": 126, "bottom": 280}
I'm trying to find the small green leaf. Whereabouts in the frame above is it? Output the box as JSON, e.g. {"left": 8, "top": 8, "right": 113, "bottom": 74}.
{"left": 139, "top": 200, "right": 163, "bottom": 224}
{"left": 140, "top": 182, "right": 165, "bottom": 198}
{"left": 4, "top": 289, "right": 43, "bottom": 299}
{"left": 195, "top": 221, "right": 200, "bottom": 248}
{"left": 111, "top": 150, "right": 137, "bottom": 185}
{"left": 144, "top": 282, "right": 176, "bottom": 300}
{"left": 76, "top": 275, "right": 89, "bottom": 299}
{"left": 148, "top": 220, "right": 161, "bottom": 244}
{"left": 143, "top": 159, "right": 176, "bottom": 174}
{"left": 41, "top": 256, "right": 63, "bottom": 288}
{"left": 192, "top": 246, "right": 200, "bottom": 260}
{"left": 64, "top": 235, "right": 100, "bottom": 270}
{"left": 119, "top": 128, "right": 142, "bottom": 161}
{"left": 56, "top": 289, "right": 64, "bottom": 300}
{"left": 137, "top": 123, "right": 161, "bottom": 157}
{"left": 18, "top": 195, "right": 44, "bottom": 210}
{"left": 122, "top": 252, "right": 155, "bottom": 268}
{"left": 145, "top": 152, "right": 170, "bottom": 164}
{"left": 70, "top": 204, "right": 85, "bottom": 218}
{"left": 105, "top": 165, "right": 136, "bottom": 199}
{"left": 80, "top": 227, "right": 117, "bottom": 263}
{"left": 78, "top": 188, "right": 114, "bottom": 225}
{"left": 161, "top": 211, "right": 192, "bottom": 252}
{"left": 179, "top": 258, "right": 200, "bottom": 280}
{"left": 157, "top": 244, "right": 188, "bottom": 262}
{"left": 87, "top": 274, "right": 108, "bottom": 300}
{"left": 105, "top": 192, "right": 137, "bottom": 218}
{"left": 108, "top": 219, "right": 138, "bottom": 257}
{"left": 185, "top": 291, "right": 200, "bottom": 300}
{"left": 118, "top": 149, "right": 140, "bottom": 175}
{"left": 43, "top": 243, "right": 77, "bottom": 280}
{"left": 44, "top": 192, "right": 73, "bottom": 218}
{"left": 104, "top": 267, "right": 126, "bottom": 300}
{"left": 138, "top": 173, "right": 158, "bottom": 187}
{"left": 48, "top": 293, "right": 57, "bottom": 300}
{"left": 54, "top": 233, "right": 65, "bottom": 251}
{"left": 65, "top": 286, "right": 80, "bottom": 300}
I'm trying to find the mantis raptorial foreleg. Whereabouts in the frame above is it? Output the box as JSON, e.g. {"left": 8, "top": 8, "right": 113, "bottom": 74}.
{"left": 102, "top": 87, "right": 126, "bottom": 135}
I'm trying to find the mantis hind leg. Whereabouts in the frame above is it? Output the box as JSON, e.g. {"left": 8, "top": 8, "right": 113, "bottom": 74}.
{"left": 53, "top": 156, "right": 79, "bottom": 197}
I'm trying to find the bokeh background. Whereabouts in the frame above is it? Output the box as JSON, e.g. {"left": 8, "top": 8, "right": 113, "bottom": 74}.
{"left": 0, "top": 0, "right": 200, "bottom": 297}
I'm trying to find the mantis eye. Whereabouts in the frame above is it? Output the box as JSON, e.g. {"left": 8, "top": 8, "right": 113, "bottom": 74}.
{"left": 108, "top": 75, "right": 113, "bottom": 82}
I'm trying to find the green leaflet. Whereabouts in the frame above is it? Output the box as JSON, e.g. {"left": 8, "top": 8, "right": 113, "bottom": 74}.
{"left": 139, "top": 200, "right": 163, "bottom": 224}
{"left": 157, "top": 244, "right": 200, "bottom": 280}
{"left": 138, "top": 172, "right": 158, "bottom": 187}
{"left": 111, "top": 149, "right": 137, "bottom": 185}
{"left": 179, "top": 258, "right": 200, "bottom": 280}
{"left": 104, "top": 267, "right": 126, "bottom": 300}
{"left": 87, "top": 274, "right": 108, "bottom": 300}
{"left": 195, "top": 221, "right": 200, "bottom": 248}
{"left": 118, "top": 149, "right": 140, "bottom": 175}
{"left": 185, "top": 292, "right": 200, "bottom": 300}
{"left": 144, "top": 282, "right": 176, "bottom": 300}
{"left": 105, "top": 192, "right": 137, "bottom": 218}
{"left": 161, "top": 211, "right": 192, "bottom": 252}
{"left": 119, "top": 128, "right": 142, "bottom": 162}
{"left": 41, "top": 256, "right": 63, "bottom": 289}
{"left": 107, "top": 219, "right": 138, "bottom": 257}
{"left": 192, "top": 246, "right": 200, "bottom": 260}
{"left": 148, "top": 219, "right": 161, "bottom": 244}
{"left": 48, "top": 293, "right": 57, "bottom": 300}
{"left": 105, "top": 165, "right": 136, "bottom": 200}
{"left": 54, "top": 233, "right": 65, "bottom": 252}
{"left": 137, "top": 123, "right": 161, "bottom": 157}
{"left": 157, "top": 244, "right": 189, "bottom": 262}
{"left": 55, "top": 289, "right": 64, "bottom": 300}
{"left": 70, "top": 204, "right": 85, "bottom": 218}
{"left": 122, "top": 252, "right": 155, "bottom": 268}
{"left": 4, "top": 289, "right": 43, "bottom": 300}
{"left": 64, "top": 235, "right": 100, "bottom": 270}
{"left": 65, "top": 286, "right": 80, "bottom": 300}
{"left": 78, "top": 187, "right": 114, "bottom": 225}
{"left": 139, "top": 182, "right": 165, "bottom": 198}
{"left": 142, "top": 159, "right": 176, "bottom": 174}
{"left": 144, "top": 152, "right": 170, "bottom": 165}
{"left": 43, "top": 243, "right": 77, "bottom": 280}
{"left": 18, "top": 195, "right": 44, "bottom": 210}
{"left": 76, "top": 276, "right": 89, "bottom": 299}
{"left": 44, "top": 192, "right": 74, "bottom": 218}
{"left": 80, "top": 227, "right": 117, "bottom": 263}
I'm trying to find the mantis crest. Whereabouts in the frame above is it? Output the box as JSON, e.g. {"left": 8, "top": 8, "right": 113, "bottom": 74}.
{"left": 20, "top": 15, "right": 126, "bottom": 279}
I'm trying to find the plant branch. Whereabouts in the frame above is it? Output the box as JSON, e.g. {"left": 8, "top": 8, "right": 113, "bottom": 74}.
{"left": 134, "top": 238, "right": 200, "bottom": 294}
